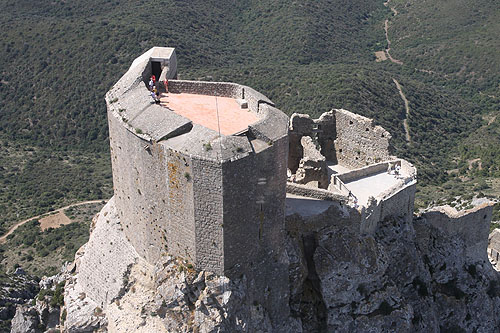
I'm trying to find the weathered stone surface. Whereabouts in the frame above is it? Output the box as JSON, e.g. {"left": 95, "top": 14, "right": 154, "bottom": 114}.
{"left": 63, "top": 201, "right": 300, "bottom": 332}
{"left": 295, "top": 136, "right": 329, "bottom": 188}
{"left": 286, "top": 202, "right": 500, "bottom": 332}
{"left": 10, "top": 305, "right": 40, "bottom": 333}
{"left": 0, "top": 271, "right": 39, "bottom": 331}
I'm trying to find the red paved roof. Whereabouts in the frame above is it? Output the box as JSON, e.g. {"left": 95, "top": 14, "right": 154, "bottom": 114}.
{"left": 160, "top": 93, "right": 258, "bottom": 135}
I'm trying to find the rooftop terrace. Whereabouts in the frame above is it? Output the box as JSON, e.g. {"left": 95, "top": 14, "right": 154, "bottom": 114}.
{"left": 160, "top": 92, "right": 258, "bottom": 136}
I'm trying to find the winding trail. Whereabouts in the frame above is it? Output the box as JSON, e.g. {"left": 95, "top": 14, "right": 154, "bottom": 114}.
{"left": 0, "top": 199, "right": 106, "bottom": 243}
{"left": 392, "top": 78, "right": 411, "bottom": 143}
{"left": 382, "top": 0, "right": 403, "bottom": 65}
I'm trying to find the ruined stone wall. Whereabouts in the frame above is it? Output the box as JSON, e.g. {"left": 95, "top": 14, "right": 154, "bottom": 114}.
{"left": 334, "top": 109, "right": 392, "bottom": 169}
{"left": 420, "top": 204, "right": 493, "bottom": 261}
{"left": 316, "top": 111, "right": 337, "bottom": 162}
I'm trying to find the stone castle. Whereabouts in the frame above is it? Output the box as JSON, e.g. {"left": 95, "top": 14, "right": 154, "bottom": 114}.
{"left": 56, "top": 46, "right": 498, "bottom": 332}
{"left": 105, "top": 47, "right": 422, "bottom": 274}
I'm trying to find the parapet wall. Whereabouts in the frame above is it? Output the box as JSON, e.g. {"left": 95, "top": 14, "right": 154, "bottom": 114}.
{"left": 337, "top": 160, "right": 401, "bottom": 183}
{"left": 167, "top": 80, "right": 241, "bottom": 98}
{"left": 165, "top": 80, "right": 274, "bottom": 115}
{"left": 359, "top": 179, "right": 416, "bottom": 234}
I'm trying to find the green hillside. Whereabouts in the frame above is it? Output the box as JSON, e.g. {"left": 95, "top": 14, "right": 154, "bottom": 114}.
{"left": 0, "top": 0, "right": 499, "bottom": 277}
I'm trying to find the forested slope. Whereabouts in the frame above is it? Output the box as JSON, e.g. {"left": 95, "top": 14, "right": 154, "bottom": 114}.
{"left": 0, "top": 0, "right": 499, "bottom": 275}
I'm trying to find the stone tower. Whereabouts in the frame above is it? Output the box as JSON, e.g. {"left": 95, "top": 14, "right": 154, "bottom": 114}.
{"left": 105, "top": 47, "right": 289, "bottom": 278}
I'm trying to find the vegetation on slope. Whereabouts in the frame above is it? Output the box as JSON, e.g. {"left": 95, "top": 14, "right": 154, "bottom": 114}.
{"left": 0, "top": 0, "right": 498, "bottom": 280}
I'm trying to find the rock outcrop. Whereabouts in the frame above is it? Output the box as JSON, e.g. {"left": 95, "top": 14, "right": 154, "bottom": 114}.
{"left": 10, "top": 265, "right": 68, "bottom": 333}
{"left": 0, "top": 269, "right": 39, "bottom": 332}
{"left": 286, "top": 203, "right": 500, "bottom": 331}
{"left": 45, "top": 198, "right": 499, "bottom": 332}
{"left": 61, "top": 198, "right": 300, "bottom": 332}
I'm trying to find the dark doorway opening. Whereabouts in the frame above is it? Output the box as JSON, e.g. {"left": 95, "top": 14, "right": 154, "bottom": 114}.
{"left": 151, "top": 61, "right": 162, "bottom": 80}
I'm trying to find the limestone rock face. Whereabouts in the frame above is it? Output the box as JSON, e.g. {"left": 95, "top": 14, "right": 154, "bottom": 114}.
{"left": 0, "top": 271, "right": 39, "bottom": 332}
{"left": 15, "top": 196, "right": 495, "bottom": 332}
{"left": 286, "top": 208, "right": 500, "bottom": 332}
{"left": 10, "top": 305, "right": 40, "bottom": 333}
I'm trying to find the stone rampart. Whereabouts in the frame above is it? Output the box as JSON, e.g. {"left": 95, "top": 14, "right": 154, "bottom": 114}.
{"left": 107, "top": 47, "right": 289, "bottom": 279}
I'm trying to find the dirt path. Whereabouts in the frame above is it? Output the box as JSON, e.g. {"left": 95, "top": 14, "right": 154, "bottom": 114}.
{"left": 0, "top": 199, "right": 106, "bottom": 243}
{"left": 379, "top": 0, "right": 403, "bottom": 65}
{"left": 383, "top": 20, "right": 403, "bottom": 65}
{"left": 393, "top": 78, "right": 412, "bottom": 143}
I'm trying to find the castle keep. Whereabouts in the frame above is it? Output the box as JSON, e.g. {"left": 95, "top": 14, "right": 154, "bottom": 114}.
{"left": 106, "top": 47, "right": 289, "bottom": 277}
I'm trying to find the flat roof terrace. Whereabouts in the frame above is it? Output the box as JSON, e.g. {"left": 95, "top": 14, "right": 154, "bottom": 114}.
{"left": 344, "top": 171, "right": 401, "bottom": 206}
{"left": 160, "top": 92, "right": 259, "bottom": 135}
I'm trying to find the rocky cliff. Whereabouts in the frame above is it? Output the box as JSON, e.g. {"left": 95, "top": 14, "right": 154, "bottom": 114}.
{"left": 10, "top": 198, "right": 500, "bottom": 332}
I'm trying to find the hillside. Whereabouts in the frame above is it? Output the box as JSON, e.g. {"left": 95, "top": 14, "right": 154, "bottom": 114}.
{"left": 0, "top": 0, "right": 499, "bottom": 275}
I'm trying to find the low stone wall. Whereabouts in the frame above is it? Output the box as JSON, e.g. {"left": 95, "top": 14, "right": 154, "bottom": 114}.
{"left": 168, "top": 80, "right": 242, "bottom": 99}
{"left": 163, "top": 80, "right": 274, "bottom": 116}
{"left": 337, "top": 160, "right": 401, "bottom": 183}
{"left": 286, "top": 182, "right": 347, "bottom": 202}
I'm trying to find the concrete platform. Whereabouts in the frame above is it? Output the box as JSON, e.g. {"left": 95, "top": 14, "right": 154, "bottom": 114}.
{"left": 345, "top": 171, "right": 401, "bottom": 206}
{"left": 160, "top": 93, "right": 258, "bottom": 135}
{"left": 285, "top": 194, "right": 336, "bottom": 217}
{"left": 327, "top": 162, "right": 351, "bottom": 176}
